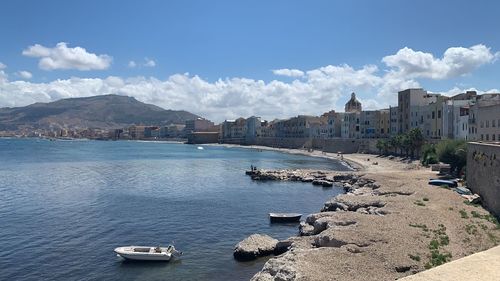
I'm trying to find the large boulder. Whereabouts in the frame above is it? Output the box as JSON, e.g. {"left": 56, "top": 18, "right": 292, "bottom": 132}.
{"left": 234, "top": 234, "right": 279, "bottom": 261}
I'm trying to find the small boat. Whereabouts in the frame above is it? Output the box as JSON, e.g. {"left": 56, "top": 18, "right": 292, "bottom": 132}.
{"left": 269, "top": 213, "right": 302, "bottom": 223}
{"left": 197, "top": 146, "right": 204, "bottom": 150}
{"left": 114, "top": 245, "right": 182, "bottom": 261}
{"left": 428, "top": 179, "right": 458, "bottom": 188}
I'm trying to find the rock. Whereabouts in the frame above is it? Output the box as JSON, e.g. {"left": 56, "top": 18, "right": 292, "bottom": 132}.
{"left": 312, "top": 179, "right": 334, "bottom": 187}
{"left": 299, "top": 221, "right": 315, "bottom": 236}
{"left": 274, "top": 240, "right": 293, "bottom": 255}
{"left": 234, "top": 234, "right": 279, "bottom": 261}
{"left": 322, "top": 198, "right": 349, "bottom": 212}
{"left": 301, "top": 177, "right": 314, "bottom": 182}
{"left": 322, "top": 181, "right": 334, "bottom": 187}
{"left": 334, "top": 174, "right": 354, "bottom": 181}
{"left": 251, "top": 250, "right": 298, "bottom": 281}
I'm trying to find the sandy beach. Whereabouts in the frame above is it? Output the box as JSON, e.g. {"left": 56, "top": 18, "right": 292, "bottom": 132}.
{"left": 220, "top": 144, "right": 500, "bottom": 281}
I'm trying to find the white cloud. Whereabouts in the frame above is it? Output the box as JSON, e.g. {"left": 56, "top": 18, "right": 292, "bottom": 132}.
{"left": 272, "top": 68, "right": 304, "bottom": 77}
{"left": 0, "top": 62, "right": 6, "bottom": 69}
{"left": 22, "top": 42, "right": 112, "bottom": 71}
{"left": 1, "top": 44, "right": 497, "bottom": 122}
{"left": 128, "top": 61, "right": 137, "bottom": 68}
{"left": 16, "top": 71, "right": 33, "bottom": 80}
{"left": 382, "top": 44, "right": 496, "bottom": 80}
{"left": 144, "top": 58, "right": 156, "bottom": 67}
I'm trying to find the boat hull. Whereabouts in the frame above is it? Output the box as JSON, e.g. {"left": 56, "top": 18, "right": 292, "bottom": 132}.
{"left": 114, "top": 247, "right": 172, "bottom": 261}
{"left": 269, "top": 213, "right": 302, "bottom": 223}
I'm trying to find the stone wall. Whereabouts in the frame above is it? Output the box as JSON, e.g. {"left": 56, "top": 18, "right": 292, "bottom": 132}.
{"left": 467, "top": 142, "right": 500, "bottom": 218}
{"left": 186, "top": 132, "right": 219, "bottom": 144}
{"left": 220, "top": 137, "right": 383, "bottom": 154}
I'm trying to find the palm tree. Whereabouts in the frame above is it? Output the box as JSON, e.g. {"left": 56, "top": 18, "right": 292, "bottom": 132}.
{"left": 408, "top": 128, "right": 424, "bottom": 158}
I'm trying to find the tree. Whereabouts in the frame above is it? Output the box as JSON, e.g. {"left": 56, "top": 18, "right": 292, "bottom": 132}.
{"left": 436, "top": 140, "right": 467, "bottom": 175}
{"left": 408, "top": 128, "right": 424, "bottom": 158}
{"left": 420, "top": 144, "right": 438, "bottom": 166}
{"left": 376, "top": 139, "right": 388, "bottom": 155}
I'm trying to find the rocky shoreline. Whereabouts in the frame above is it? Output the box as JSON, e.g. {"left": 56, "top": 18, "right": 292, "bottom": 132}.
{"left": 234, "top": 153, "right": 500, "bottom": 281}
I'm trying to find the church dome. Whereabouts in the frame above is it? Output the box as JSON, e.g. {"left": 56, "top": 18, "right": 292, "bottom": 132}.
{"left": 345, "top": 92, "right": 362, "bottom": 113}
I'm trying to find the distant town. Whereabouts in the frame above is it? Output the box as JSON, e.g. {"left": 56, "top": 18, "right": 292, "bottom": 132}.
{"left": 1, "top": 88, "right": 499, "bottom": 145}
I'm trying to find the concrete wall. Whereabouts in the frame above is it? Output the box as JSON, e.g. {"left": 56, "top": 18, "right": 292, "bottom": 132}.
{"left": 467, "top": 142, "right": 500, "bottom": 218}
{"left": 186, "top": 132, "right": 219, "bottom": 144}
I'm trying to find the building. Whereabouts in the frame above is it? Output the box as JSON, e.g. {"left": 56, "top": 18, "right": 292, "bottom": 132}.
{"left": 389, "top": 106, "right": 398, "bottom": 135}
{"left": 273, "top": 115, "right": 320, "bottom": 139}
{"left": 128, "top": 125, "right": 146, "bottom": 139}
{"left": 469, "top": 99, "right": 500, "bottom": 142}
{"left": 184, "top": 118, "right": 216, "bottom": 134}
{"left": 397, "top": 88, "right": 447, "bottom": 139}
{"left": 345, "top": 92, "right": 362, "bottom": 113}
{"left": 245, "top": 116, "right": 262, "bottom": 141}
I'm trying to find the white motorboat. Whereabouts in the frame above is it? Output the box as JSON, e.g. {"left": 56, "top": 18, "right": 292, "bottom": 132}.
{"left": 114, "top": 245, "right": 182, "bottom": 261}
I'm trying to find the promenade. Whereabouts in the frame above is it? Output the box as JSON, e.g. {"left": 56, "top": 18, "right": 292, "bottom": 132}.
{"left": 399, "top": 245, "right": 500, "bottom": 281}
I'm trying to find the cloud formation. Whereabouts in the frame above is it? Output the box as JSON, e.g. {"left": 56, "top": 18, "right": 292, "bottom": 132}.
{"left": 128, "top": 61, "right": 137, "bottom": 68}
{"left": 16, "top": 71, "right": 32, "bottom": 79}
{"left": 1, "top": 45, "right": 498, "bottom": 122}
{"left": 144, "top": 58, "right": 156, "bottom": 67}
{"left": 272, "top": 68, "right": 304, "bottom": 77}
{"left": 22, "top": 42, "right": 112, "bottom": 71}
{"left": 382, "top": 44, "right": 497, "bottom": 79}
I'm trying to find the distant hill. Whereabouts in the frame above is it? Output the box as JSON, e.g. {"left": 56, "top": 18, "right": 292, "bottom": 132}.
{"left": 0, "top": 94, "right": 200, "bottom": 131}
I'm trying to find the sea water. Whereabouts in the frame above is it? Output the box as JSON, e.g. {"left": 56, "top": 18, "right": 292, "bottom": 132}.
{"left": 0, "top": 139, "right": 349, "bottom": 281}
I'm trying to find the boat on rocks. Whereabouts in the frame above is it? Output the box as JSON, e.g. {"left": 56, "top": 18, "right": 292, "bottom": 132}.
{"left": 428, "top": 179, "right": 458, "bottom": 188}
{"left": 269, "top": 212, "right": 302, "bottom": 223}
{"left": 114, "top": 245, "right": 182, "bottom": 261}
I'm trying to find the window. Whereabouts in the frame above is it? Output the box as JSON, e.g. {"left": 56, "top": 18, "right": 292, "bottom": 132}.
{"left": 480, "top": 121, "right": 484, "bottom": 128}
{"left": 486, "top": 120, "right": 489, "bottom": 128}
{"left": 432, "top": 111, "right": 435, "bottom": 119}
{"left": 493, "top": 135, "right": 496, "bottom": 141}
{"left": 493, "top": 120, "right": 496, "bottom": 127}
{"left": 438, "top": 110, "right": 441, "bottom": 118}
{"left": 486, "top": 134, "right": 489, "bottom": 141}
{"left": 481, "top": 134, "right": 484, "bottom": 140}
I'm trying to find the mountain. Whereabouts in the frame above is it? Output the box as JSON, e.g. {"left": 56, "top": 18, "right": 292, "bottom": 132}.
{"left": 0, "top": 95, "right": 200, "bottom": 131}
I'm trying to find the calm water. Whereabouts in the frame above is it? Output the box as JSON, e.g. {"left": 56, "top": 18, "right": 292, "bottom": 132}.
{"left": 0, "top": 139, "right": 349, "bottom": 281}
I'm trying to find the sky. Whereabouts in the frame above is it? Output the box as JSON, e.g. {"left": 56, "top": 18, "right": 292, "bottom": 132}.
{"left": 1, "top": 0, "right": 500, "bottom": 122}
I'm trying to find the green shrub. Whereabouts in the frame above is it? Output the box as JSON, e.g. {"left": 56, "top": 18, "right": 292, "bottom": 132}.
{"left": 436, "top": 140, "right": 467, "bottom": 175}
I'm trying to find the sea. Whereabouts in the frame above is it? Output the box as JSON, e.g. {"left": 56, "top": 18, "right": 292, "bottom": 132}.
{"left": 0, "top": 138, "right": 350, "bottom": 281}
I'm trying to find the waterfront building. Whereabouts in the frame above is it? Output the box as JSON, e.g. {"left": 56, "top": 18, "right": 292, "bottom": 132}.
{"left": 468, "top": 95, "right": 500, "bottom": 142}
{"left": 345, "top": 92, "right": 362, "bottom": 113}
{"left": 245, "top": 116, "right": 262, "bottom": 141}
{"left": 397, "top": 88, "right": 447, "bottom": 139}
{"left": 340, "top": 112, "right": 360, "bottom": 139}
{"left": 128, "top": 125, "right": 146, "bottom": 139}
{"left": 273, "top": 115, "right": 321, "bottom": 139}
{"left": 389, "top": 106, "right": 398, "bottom": 135}
{"left": 184, "top": 118, "right": 215, "bottom": 134}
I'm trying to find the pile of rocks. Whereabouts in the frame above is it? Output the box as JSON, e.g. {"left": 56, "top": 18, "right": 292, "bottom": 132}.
{"left": 246, "top": 169, "right": 361, "bottom": 188}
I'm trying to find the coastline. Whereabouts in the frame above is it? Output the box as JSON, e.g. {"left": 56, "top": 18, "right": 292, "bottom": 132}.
{"left": 204, "top": 143, "right": 365, "bottom": 171}
{"left": 220, "top": 144, "right": 500, "bottom": 281}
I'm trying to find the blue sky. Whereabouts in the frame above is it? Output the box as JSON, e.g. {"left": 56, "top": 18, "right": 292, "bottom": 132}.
{"left": 1, "top": 0, "right": 499, "bottom": 121}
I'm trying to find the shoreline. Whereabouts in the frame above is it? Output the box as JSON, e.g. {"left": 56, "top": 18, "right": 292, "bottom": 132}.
{"left": 204, "top": 143, "right": 365, "bottom": 171}
{"left": 221, "top": 144, "right": 500, "bottom": 281}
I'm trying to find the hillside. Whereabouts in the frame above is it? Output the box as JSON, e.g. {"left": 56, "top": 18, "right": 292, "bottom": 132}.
{"left": 0, "top": 95, "right": 199, "bottom": 130}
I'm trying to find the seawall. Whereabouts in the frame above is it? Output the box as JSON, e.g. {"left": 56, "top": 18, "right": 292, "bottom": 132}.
{"left": 467, "top": 142, "right": 500, "bottom": 218}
